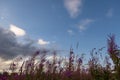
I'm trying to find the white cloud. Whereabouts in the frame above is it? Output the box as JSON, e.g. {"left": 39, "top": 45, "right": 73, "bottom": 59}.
{"left": 64, "top": 0, "right": 83, "bottom": 18}
{"left": 106, "top": 8, "right": 113, "bottom": 18}
{"left": 9, "top": 24, "right": 26, "bottom": 37}
{"left": 46, "top": 55, "right": 60, "bottom": 60}
{"left": 78, "top": 19, "right": 94, "bottom": 31}
{"left": 0, "top": 16, "right": 4, "bottom": 20}
{"left": 67, "top": 29, "right": 74, "bottom": 35}
{"left": 38, "top": 39, "right": 50, "bottom": 45}
{"left": 0, "top": 58, "right": 12, "bottom": 72}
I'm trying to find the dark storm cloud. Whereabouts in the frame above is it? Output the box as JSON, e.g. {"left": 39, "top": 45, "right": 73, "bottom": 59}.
{"left": 0, "top": 26, "right": 37, "bottom": 59}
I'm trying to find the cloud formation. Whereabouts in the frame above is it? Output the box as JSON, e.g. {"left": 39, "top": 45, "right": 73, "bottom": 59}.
{"left": 106, "top": 8, "right": 113, "bottom": 18}
{"left": 0, "top": 26, "right": 37, "bottom": 59}
{"left": 10, "top": 24, "right": 26, "bottom": 37}
{"left": 38, "top": 39, "right": 50, "bottom": 45}
{"left": 67, "top": 29, "right": 74, "bottom": 35}
{"left": 0, "top": 26, "right": 52, "bottom": 71}
{"left": 78, "top": 19, "right": 94, "bottom": 31}
{"left": 64, "top": 0, "right": 83, "bottom": 18}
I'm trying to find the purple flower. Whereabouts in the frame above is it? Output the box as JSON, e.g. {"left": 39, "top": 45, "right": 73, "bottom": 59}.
{"left": 78, "top": 58, "right": 82, "bottom": 64}
{"left": 65, "top": 70, "right": 72, "bottom": 77}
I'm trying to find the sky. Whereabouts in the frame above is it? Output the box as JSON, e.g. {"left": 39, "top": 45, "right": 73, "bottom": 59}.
{"left": 0, "top": 0, "right": 120, "bottom": 71}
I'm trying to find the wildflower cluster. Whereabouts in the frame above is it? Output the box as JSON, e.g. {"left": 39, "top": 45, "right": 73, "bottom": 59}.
{"left": 0, "top": 35, "right": 120, "bottom": 80}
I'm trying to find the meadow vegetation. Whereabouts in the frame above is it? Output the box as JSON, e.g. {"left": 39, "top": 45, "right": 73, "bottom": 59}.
{"left": 0, "top": 35, "right": 120, "bottom": 80}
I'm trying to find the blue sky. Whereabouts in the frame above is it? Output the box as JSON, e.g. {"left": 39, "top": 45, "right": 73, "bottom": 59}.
{"left": 0, "top": 0, "right": 120, "bottom": 57}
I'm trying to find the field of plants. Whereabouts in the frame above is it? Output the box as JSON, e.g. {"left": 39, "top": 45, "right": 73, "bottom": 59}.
{"left": 0, "top": 35, "right": 120, "bottom": 80}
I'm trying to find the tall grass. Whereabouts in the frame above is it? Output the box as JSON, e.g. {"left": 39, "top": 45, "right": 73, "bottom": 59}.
{"left": 0, "top": 35, "right": 120, "bottom": 80}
